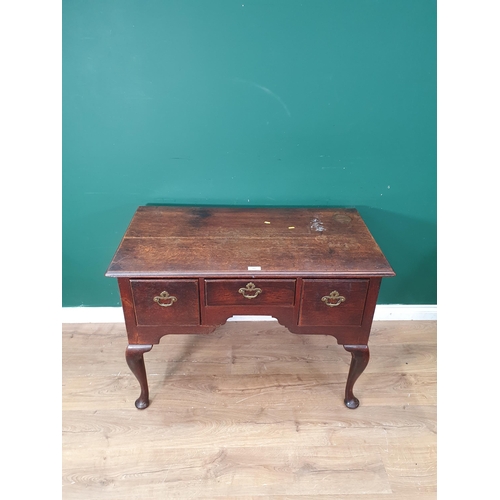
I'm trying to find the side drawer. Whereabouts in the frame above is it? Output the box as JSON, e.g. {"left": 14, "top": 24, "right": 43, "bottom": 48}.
{"left": 299, "top": 279, "right": 369, "bottom": 326}
{"left": 130, "top": 279, "right": 200, "bottom": 326}
{"left": 205, "top": 279, "right": 296, "bottom": 306}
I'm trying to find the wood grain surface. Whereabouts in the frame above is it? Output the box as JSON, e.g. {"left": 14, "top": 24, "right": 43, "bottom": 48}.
{"left": 62, "top": 320, "right": 436, "bottom": 499}
{"left": 105, "top": 207, "right": 395, "bottom": 277}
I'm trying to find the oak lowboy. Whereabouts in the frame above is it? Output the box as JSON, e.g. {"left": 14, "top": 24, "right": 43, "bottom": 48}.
{"left": 106, "top": 206, "right": 395, "bottom": 410}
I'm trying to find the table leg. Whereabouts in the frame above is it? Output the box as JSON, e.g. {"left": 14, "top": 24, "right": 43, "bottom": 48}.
{"left": 126, "top": 344, "right": 153, "bottom": 409}
{"left": 343, "top": 345, "right": 370, "bottom": 409}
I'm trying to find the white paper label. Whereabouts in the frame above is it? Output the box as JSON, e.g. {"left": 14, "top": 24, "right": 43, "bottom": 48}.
{"left": 247, "top": 266, "right": 261, "bottom": 271}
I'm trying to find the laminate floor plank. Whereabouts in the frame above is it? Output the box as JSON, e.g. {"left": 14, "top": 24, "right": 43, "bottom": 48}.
{"left": 62, "top": 320, "right": 436, "bottom": 499}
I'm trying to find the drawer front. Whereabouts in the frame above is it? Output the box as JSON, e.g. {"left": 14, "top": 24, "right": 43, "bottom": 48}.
{"left": 130, "top": 279, "right": 200, "bottom": 326}
{"left": 205, "top": 279, "right": 296, "bottom": 306}
{"left": 299, "top": 279, "right": 369, "bottom": 326}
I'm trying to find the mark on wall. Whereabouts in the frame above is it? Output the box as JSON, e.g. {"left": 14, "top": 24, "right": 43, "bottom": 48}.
{"left": 233, "top": 78, "right": 291, "bottom": 117}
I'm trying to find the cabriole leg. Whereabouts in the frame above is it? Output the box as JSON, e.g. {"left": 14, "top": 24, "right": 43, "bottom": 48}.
{"left": 343, "top": 345, "right": 370, "bottom": 409}
{"left": 125, "top": 344, "right": 153, "bottom": 409}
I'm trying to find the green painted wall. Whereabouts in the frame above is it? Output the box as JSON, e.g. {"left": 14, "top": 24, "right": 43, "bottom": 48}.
{"left": 63, "top": 0, "right": 436, "bottom": 307}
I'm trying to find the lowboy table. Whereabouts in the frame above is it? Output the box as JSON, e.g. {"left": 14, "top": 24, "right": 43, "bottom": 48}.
{"left": 106, "top": 206, "right": 394, "bottom": 410}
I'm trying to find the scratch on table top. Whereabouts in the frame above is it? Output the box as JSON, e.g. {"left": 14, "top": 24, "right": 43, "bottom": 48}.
{"left": 310, "top": 217, "right": 325, "bottom": 232}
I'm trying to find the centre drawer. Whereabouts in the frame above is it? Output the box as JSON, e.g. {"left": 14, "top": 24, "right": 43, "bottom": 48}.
{"left": 205, "top": 279, "right": 296, "bottom": 306}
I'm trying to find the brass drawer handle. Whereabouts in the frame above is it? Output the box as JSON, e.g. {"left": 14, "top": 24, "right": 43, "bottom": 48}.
{"left": 321, "top": 290, "right": 346, "bottom": 307}
{"left": 153, "top": 291, "right": 177, "bottom": 307}
{"left": 239, "top": 282, "right": 262, "bottom": 299}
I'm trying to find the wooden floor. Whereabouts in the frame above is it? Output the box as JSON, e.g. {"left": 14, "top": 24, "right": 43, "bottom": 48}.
{"left": 62, "top": 320, "right": 436, "bottom": 499}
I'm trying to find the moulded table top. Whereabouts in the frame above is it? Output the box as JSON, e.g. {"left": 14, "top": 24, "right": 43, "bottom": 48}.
{"left": 105, "top": 206, "right": 395, "bottom": 278}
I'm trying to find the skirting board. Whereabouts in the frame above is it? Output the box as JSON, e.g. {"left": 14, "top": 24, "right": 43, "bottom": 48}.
{"left": 62, "top": 305, "right": 437, "bottom": 324}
